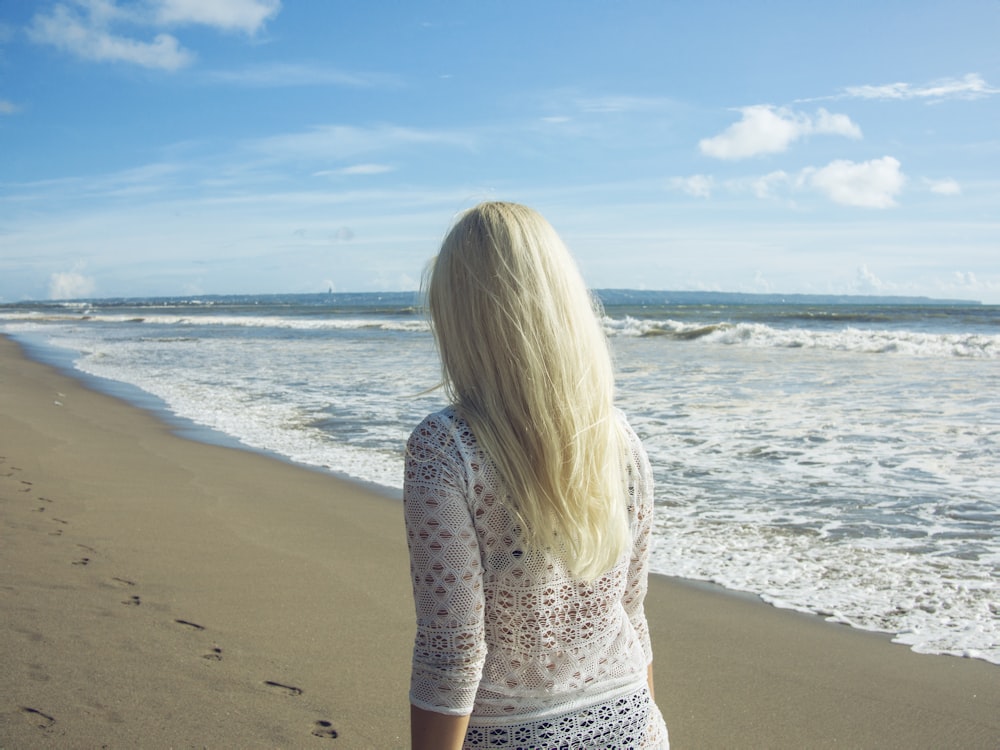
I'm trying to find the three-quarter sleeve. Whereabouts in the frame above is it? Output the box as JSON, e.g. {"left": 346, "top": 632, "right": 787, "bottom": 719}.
{"left": 404, "top": 413, "right": 487, "bottom": 715}
{"left": 622, "top": 424, "right": 655, "bottom": 664}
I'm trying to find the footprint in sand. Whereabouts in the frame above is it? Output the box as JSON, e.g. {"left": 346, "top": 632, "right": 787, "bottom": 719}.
{"left": 171, "top": 619, "right": 223, "bottom": 661}
{"left": 122, "top": 595, "right": 141, "bottom": 606}
{"left": 72, "top": 557, "right": 91, "bottom": 566}
{"left": 263, "top": 680, "right": 303, "bottom": 696}
{"left": 311, "top": 719, "right": 338, "bottom": 739}
{"left": 112, "top": 577, "right": 136, "bottom": 587}
{"left": 21, "top": 706, "right": 56, "bottom": 730}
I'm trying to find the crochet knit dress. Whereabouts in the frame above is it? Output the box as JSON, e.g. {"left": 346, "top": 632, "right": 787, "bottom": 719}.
{"left": 404, "top": 407, "right": 669, "bottom": 749}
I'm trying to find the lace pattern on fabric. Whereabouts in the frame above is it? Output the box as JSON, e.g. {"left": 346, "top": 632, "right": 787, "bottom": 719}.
{"left": 405, "top": 406, "right": 658, "bottom": 723}
{"left": 464, "top": 687, "right": 668, "bottom": 749}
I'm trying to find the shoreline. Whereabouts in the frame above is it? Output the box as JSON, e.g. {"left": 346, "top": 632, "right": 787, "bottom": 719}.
{"left": 9, "top": 329, "right": 997, "bottom": 663}
{"left": 8, "top": 330, "right": 403, "bottom": 502}
{"left": 2, "top": 333, "right": 998, "bottom": 748}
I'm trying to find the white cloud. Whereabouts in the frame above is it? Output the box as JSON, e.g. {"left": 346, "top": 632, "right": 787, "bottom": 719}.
{"left": 667, "top": 174, "right": 713, "bottom": 198}
{"left": 812, "top": 109, "right": 860, "bottom": 137}
{"left": 48, "top": 269, "right": 97, "bottom": 299}
{"left": 842, "top": 73, "right": 999, "bottom": 102}
{"left": 854, "top": 264, "right": 887, "bottom": 293}
{"left": 925, "top": 177, "right": 961, "bottom": 195}
{"left": 154, "top": 0, "right": 280, "bottom": 34}
{"left": 751, "top": 271, "right": 772, "bottom": 293}
{"left": 939, "top": 271, "right": 1000, "bottom": 302}
{"left": 28, "top": 3, "right": 194, "bottom": 70}
{"left": 0, "top": 99, "right": 19, "bottom": 114}
{"left": 699, "top": 105, "right": 861, "bottom": 160}
{"left": 725, "top": 158, "right": 906, "bottom": 208}
{"left": 699, "top": 106, "right": 799, "bottom": 159}
{"left": 749, "top": 170, "right": 790, "bottom": 199}
{"left": 804, "top": 156, "right": 904, "bottom": 208}
{"left": 27, "top": 0, "right": 280, "bottom": 69}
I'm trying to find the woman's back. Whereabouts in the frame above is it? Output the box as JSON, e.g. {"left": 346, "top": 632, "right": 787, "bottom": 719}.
{"left": 406, "top": 408, "right": 655, "bottom": 722}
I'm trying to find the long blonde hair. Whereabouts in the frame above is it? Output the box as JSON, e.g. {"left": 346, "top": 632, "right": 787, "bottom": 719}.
{"left": 426, "top": 201, "right": 630, "bottom": 580}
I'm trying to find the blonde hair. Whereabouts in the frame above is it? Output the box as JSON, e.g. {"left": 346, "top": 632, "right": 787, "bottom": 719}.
{"left": 427, "top": 201, "right": 630, "bottom": 580}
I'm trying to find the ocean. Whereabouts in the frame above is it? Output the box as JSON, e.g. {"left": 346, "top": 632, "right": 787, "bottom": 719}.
{"left": 2, "top": 291, "right": 997, "bottom": 665}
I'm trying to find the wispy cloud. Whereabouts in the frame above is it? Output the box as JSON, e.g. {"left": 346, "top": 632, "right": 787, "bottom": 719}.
{"left": 575, "top": 95, "right": 678, "bottom": 114}
{"left": 90, "top": 161, "right": 188, "bottom": 196}
{"left": 2, "top": 161, "right": 190, "bottom": 206}
{"left": 154, "top": 0, "right": 280, "bottom": 34}
{"left": 841, "top": 73, "right": 998, "bottom": 102}
{"left": 314, "top": 164, "right": 395, "bottom": 176}
{"left": 924, "top": 177, "right": 961, "bottom": 195}
{"left": 748, "top": 170, "right": 791, "bottom": 200}
{"left": 529, "top": 89, "right": 682, "bottom": 129}
{"left": 699, "top": 105, "right": 861, "bottom": 160}
{"left": 247, "top": 124, "right": 476, "bottom": 162}
{"left": 27, "top": 0, "right": 281, "bottom": 69}
{"left": 0, "top": 99, "right": 20, "bottom": 115}
{"left": 667, "top": 174, "right": 713, "bottom": 198}
{"left": 205, "top": 62, "right": 399, "bottom": 88}
{"left": 797, "top": 74, "right": 1000, "bottom": 104}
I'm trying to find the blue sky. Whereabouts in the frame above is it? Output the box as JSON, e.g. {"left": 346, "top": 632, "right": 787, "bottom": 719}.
{"left": 1, "top": 1, "right": 998, "bottom": 303}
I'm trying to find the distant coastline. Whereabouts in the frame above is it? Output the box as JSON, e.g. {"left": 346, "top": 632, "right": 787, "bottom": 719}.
{"left": 2, "top": 289, "right": 984, "bottom": 308}
{"left": 594, "top": 289, "right": 983, "bottom": 307}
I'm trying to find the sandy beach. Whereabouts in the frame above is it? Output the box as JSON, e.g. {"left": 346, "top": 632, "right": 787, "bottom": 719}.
{"left": 1, "top": 332, "right": 998, "bottom": 749}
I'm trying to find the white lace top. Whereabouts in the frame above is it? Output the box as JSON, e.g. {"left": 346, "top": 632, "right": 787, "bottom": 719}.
{"left": 404, "top": 406, "right": 655, "bottom": 721}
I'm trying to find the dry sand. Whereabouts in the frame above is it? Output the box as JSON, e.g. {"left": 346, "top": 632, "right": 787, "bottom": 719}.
{"left": 1, "top": 333, "right": 997, "bottom": 749}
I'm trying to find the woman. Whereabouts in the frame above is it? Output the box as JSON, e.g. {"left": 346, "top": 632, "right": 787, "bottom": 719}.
{"left": 404, "top": 202, "right": 669, "bottom": 749}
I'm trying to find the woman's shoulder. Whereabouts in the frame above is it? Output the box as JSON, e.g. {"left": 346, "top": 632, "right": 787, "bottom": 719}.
{"left": 408, "top": 406, "right": 474, "bottom": 451}
{"left": 411, "top": 405, "right": 462, "bottom": 434}
{"left": 614, "top": 407, "right": 643, "bottom": 444}
{"left": 615, "top": 408, "right": 652, "bottom": 474}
